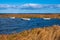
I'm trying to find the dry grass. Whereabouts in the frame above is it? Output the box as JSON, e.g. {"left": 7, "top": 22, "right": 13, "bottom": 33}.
{"left": 0, "top": 25, "right": 60, "bottom": 40}
{"left": 0, "top": 14, "right": 60, "bottom": 18}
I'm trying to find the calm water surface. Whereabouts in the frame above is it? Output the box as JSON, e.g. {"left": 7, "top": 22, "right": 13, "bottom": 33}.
{"left": 0, "top": 18, "right": 60, "bottom": 34}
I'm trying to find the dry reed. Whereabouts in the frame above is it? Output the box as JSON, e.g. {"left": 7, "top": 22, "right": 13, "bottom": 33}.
{"left": 0, "top": 25, "right": 60, "bottom": 40}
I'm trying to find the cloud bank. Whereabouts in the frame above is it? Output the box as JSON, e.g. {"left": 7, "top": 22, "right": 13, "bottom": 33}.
{"left": 0, "top": 3, "right": 60, "bottom": 10}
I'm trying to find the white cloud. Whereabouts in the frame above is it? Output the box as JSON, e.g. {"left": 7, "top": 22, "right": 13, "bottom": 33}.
{"left": 0, "top": 4, "right": 60, "bottom": 10}
{"left": 19, "top": 4, "right": 60, "bottom": 9}
{"left": 21, "top": 3, "right": 43, "bottom": 8}
{"left": 0, "top": 4, "right": 18, "bottom": 8}
{"left": 0, "top": 4, "right": 10, "bottom": 8}
{"left": 19, "top": 3, "right": 44, "bottom": 9}
{"left": 56, "top": 4, "right": 60, "bottom": 8}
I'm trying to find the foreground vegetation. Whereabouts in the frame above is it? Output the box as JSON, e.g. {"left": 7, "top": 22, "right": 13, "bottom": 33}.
{"left": 0, "top": 25, "right": 60, "bottom": 40}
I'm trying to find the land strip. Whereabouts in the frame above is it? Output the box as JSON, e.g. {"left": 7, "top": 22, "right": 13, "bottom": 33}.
{"left": 0, "top": 14, "right": 60, "bottom": 18}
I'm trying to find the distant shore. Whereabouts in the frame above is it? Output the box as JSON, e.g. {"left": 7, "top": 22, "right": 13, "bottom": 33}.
{"left": 0, "top": 14, "right": 60, "bottom": 18}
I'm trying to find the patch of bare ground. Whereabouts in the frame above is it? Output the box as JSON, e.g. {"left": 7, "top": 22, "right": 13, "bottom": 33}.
{"left": 0, "top": 25, "right": 60, "bottom": 40}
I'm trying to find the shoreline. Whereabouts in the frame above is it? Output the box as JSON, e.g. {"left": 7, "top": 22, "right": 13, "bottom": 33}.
{"left": 0, "top": 25, "right": 60, "bottom": 40}
{"left": 0, "top": 14, "right": 60, "bottom": 18}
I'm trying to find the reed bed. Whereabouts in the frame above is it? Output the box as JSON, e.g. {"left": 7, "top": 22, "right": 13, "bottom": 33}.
{"left": 0, "top": 25, "right": 60, "bottom": 40}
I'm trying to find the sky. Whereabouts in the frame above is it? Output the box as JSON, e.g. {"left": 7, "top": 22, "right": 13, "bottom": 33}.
{"left": 0, "top": 0, "right": 60, "bottom": 13}
{"left": 0, "top": 0, "right": 60, "bottom": 4}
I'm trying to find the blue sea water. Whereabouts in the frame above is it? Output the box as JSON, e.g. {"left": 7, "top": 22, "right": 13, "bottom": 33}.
{"left": 0, "top": 18, "right": 60, "bottom": 34}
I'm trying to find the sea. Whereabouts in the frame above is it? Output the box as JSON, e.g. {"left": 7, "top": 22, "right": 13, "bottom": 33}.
{"left": 0, "top": 18, "right": 60, "bottom": 34}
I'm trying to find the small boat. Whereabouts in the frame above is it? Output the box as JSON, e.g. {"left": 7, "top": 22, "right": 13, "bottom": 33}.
{"left": 9, "top": 17, "right": 15, "bottom": 19}
{"left": 43, "top": 18, "right": 51, "bottom": 20}
{"left": 21, "top": 18, "right": 31, "bottom": 20}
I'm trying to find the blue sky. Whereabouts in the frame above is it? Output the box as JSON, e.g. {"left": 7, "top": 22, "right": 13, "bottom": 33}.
{"left": 0, "top": 0, "right": 60, "bottom": 4}
{"left": 0, "top": 0, "right": 60, "bottom": 13}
